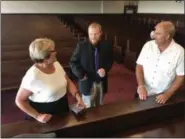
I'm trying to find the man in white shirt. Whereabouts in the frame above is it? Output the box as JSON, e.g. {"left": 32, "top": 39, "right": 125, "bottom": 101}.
{"left": 136, "top": 21, "right": 184, "bottom": 104}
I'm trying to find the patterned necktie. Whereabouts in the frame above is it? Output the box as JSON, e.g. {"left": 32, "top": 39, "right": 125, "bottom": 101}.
{"left": 94, "top": 47, "right": 99, "bottom": 71}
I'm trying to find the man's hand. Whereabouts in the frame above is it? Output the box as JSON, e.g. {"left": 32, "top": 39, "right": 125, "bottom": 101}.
{"left": 138, "top": 86, "right": 147, "bottom": 100}
{"left": 156, "top": 92, "right": 172, "bottom": 104}
{"left": 97, "top": 68, "right": 106, "bottom": 77}
{"left": 80, "top": 75, "right": 87, "bottom": 81}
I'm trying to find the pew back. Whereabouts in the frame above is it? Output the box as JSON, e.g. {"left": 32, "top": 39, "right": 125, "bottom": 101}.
{"left": 1, "top": 15, "right": 78, "bottom": 90}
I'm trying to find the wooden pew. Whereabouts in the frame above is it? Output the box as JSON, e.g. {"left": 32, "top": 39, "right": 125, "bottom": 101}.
{"left": 128, "top": 14, "right": 185, "bottom": 47}
{"left": 1, "top": 15, "right": 75, "bottom": 45}
{"left": 1, "top": 15, "right": 78, "bottom": 90}
{"left": 56, "top": 14, "right": 184, "bottom": 74}
{"left": 114, "top": 117, "right": 184, "bottom": 137}
{"left": 2, "top": 89, "right": 184, "bottom": 138}
{"left": 73, "top": 14, "right": 184, "bottom": 52}
{"left": 1, "top": 43, "right": 76, "bottom": 90}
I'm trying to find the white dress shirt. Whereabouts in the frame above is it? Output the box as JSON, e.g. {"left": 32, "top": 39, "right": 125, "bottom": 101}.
{"left": 136, "top": 39, "right": 184, "bottom": 96}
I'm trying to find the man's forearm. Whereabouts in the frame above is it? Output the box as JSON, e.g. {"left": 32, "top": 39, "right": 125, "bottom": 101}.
{"left": 166, "top": 75, "right": 184, "bottom": 95}
{"left": 136, "top": 64, "right": 145, "bottom": 86}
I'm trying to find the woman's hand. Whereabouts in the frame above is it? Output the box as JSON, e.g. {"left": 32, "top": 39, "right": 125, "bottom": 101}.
{"left": 75, "top": 94, "right": 86, "bottom": 108}
{"left": 36, "top": 113, "right": 52, "bottom": 123}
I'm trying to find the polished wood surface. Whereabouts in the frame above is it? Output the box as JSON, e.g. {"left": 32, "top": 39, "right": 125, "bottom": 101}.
{"left": 114, "top": 117, "right": 184, "bottom": 137}
{"left": 1, "top": 15, "right": 75, "bottom": 45}
{"left": 2, "top": 90, "right": 184, "bottom": 138}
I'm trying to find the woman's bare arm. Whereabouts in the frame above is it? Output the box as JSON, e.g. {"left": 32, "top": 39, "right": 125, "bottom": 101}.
{"left": 15, "top": 88, "right": 40, "bottom": 119}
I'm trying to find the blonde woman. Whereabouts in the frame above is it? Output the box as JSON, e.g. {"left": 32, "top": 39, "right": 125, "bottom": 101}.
{"left": 15, "top": 38, "right": 86, "bottom": 124}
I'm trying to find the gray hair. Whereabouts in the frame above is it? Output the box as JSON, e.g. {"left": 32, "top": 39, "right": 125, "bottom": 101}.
{"left": 29, "top": 38, "right": 55, "bottom": 63}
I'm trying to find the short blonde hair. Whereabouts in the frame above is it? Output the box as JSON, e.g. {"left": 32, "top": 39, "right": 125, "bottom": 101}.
{"left": 29, "top": 38, "right": 55, "bottom": 63}
{"left": 88, "top": 22, "right": 102, "bottom": 32}
{"left": 156, "top": 21, "right": 176, "bottom": 39}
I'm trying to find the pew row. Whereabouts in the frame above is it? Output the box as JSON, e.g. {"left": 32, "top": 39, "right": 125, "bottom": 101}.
{"left": 114, "top": 116, "right": 184, "bottom": 137}
{"left": 1, "top": 14, "right": 78, "bottom": 90}
{"left": 2, "top": 90, "right": 184, "bottom": 138}
{"left": 1, "top": 15, "right": 75, "bottom": 45}
{"left": 72, "top": 14, "right": 184, "bottom": 71}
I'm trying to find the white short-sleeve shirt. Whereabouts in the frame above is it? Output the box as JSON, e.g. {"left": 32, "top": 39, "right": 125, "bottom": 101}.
{"left": 20, "top": 61, "right": 67, "bottom": 103}
{"left": 136, "top": 39, "right": 184, "bottom": 95}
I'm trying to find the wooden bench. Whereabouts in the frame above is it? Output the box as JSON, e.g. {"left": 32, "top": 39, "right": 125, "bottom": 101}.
{"left": 1, "top": 15, "right": 78, "bottom": 90}
{"left": 2, "top": 89, "right": 184, "bottom": 138}
{"left": 114, "top": 117, "right": 184, "bottom": 137}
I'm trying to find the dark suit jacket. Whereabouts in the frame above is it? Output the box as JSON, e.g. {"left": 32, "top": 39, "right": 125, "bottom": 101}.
{"left": 69, "top": 39, "right": 114, "bottom": 95}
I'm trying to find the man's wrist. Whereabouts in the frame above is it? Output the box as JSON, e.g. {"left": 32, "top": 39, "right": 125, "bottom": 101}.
{"left": 137, "top": 85, "right": 145, "bottom": 93}
{"left": 164, "top": 90, "right": 174, "bottom": 96}
{"left": 138, "top": 85, "right": 145, "bottom": 89}
{"left": 80, "top": 74, "right": 87, "bottom": 79}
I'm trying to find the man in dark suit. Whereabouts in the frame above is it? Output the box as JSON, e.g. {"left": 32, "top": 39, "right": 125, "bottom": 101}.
{"left": 69, "top": 22, "right": 113, "bottom": 108}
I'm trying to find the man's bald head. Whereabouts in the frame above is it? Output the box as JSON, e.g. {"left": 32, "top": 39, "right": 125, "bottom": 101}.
{"left": 155, "top": 21, "right": 175, "bottom": 39}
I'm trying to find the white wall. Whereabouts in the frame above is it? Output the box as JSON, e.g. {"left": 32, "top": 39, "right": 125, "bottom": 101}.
{"left": 138, "top": 1, "right": 184, "bottom": 14}
{"left": 1, "top": 0, "right": 136, "bottom": 14}
{"left": 1, "top": 1, "right": 102, "bottom": 13}
{"left": 102, "top": 1, "right": 125, "bottom": 13}
{"left": 2, "top": 1, "right": 184, "bottom": 14}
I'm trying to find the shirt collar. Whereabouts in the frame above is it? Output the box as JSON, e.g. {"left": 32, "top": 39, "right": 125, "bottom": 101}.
{"left": 157, "top": 39, "right": 175, "bottom": 55}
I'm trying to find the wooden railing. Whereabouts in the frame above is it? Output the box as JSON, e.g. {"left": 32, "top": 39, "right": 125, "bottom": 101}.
{"left": 2, "top": 89, "right": 184, "bottom": 138}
